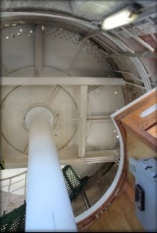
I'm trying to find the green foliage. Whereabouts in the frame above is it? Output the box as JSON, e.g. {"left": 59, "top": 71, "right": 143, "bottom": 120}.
{"left": 0, "top": 161, "right": 5, "bottom": 170}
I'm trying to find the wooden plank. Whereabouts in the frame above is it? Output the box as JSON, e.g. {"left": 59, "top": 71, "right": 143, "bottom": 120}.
{"left": 114, "top": 87, "right": 157, "bottom": 151}
{"left": 4, "top": 150, "right": 118, "bottom": 168}
{"left": 121, "top": 99, "right": 157, "bottom": 130}
{"left": 58, "top": 115, "right": 111, "bottom": 122}
{"left": 87, "top": 115, "right": 111, "bottom": 121}
{"left": 61, "top": 149, "right": 119, "bottom": 164}
{"left": 88, "top": 192, "right": 144, "bottom": 232}
{"left": 1, "top": 77, "right": 125, "bottom": 86}
{"left": 114, "top": 88, "right": 157, "bottom": 121}
{"left": 122, "top": 123, "right": 157, "bottom": 152}
{"left": 146, "top": 124, "right": 157, "bottom": 139}
{"left": 126, "top": 130, "right": 157, "bottom": 161}
{"left": 78, "top": 86, "right": 88, "bottom": 157}
{"left": 61, "top": 154, "right": 118, "bottom": 165}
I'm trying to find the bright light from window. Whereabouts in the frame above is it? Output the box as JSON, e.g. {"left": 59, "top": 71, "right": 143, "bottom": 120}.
{"left": 101, "top": 8, "right": 139, "bottom": 30}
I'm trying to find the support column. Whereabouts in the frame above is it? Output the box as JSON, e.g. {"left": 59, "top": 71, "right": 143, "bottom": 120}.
{"left": 25, "top": 109, "right": 77, "bottom": 232}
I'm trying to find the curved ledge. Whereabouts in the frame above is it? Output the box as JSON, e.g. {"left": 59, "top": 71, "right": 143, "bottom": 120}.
{"left": 76, "top": 113, "right": 127, "bottom": 228}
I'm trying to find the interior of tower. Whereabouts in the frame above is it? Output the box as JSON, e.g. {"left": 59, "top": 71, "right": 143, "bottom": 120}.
{"left": 0, "top": 0, "right": 157, "bottom": 232}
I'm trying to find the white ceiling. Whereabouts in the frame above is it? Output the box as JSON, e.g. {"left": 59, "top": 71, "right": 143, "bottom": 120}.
{"left": 1, "top": 24, "right": 124, "bottom": 175}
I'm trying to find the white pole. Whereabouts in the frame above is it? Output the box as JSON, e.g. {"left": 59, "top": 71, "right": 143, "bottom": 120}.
{"left": 25, "top": 114, "right": 77, "bottom": 232}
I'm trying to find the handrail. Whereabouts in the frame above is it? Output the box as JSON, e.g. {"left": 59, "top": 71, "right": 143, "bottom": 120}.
{"left": 0, "top": 178, "right": 25, "bottom": 188}
{"left": 0, "top": 171, "right": 27, "bottom": 215}
{"left": 0, "top": 171, "right": 27, "bottom": 181}
{"left": 11, "top": 185, "right": 25, "bottom": 193}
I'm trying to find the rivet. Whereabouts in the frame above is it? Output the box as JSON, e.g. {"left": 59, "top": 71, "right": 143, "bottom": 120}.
{"left": 42, "top": 26, "right": 45, "bottom": 31}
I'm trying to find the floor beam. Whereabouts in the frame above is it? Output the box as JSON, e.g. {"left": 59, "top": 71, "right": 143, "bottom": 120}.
{"left": 1, "top": 77, "right": 125, "bottom": 86}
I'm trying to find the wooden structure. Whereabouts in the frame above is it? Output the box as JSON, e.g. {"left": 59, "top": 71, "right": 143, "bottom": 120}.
{"left": 88, "top": 88, "right": 157, "bottom": 231}
{"left": 114, "top": 87, "right": 157, "bottom": 152}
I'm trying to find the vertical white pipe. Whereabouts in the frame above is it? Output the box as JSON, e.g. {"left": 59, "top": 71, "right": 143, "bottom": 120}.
{"left": 25, "top": 114, "right": 77, "bottom": 232}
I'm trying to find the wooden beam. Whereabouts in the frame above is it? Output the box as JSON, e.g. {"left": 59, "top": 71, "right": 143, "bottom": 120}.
{"left": 4, "top": 150, "right": 119, "bottom": 168}
{"left": 87, "top": 115, "right": 111, "bottom": 121}
{"left": 113, "top": 87, "right": 157, "bottom": 152}
{"left": 1, "top": 77, "right": 125, "bottom": 86}
{"left": 78, "top": 86, "right": 88, "bottom": 157}
{"left": 35, "top": 25, "right": 42, "bottom": 77}
{"left": 59, "top": 115, "right": 111, "bottom": 122}
{"left": 61, "top": 153, "right": 118, "bottom": 165}
{"left": 85, "top": 149, "right": 119, "bottom": 156}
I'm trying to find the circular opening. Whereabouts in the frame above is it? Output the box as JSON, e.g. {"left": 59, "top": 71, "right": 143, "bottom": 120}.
{"left": 22, "top": 103, "right": 57, "bottom": 132}
{"left": 24, "top": 106, "right": 55, "bottom": 129}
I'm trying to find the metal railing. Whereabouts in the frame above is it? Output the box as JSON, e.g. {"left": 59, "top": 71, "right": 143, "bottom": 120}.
{"left": 0, "top": 163, "right": 117, "bottom": 220}
{"left": 0, "top": 171, "right": 27, "bottom": 216}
